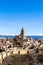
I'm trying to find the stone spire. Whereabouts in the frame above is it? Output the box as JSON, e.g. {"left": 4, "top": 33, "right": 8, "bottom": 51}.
{"left": 21, "top": 27, "right": 24, "bottom": 43}
{"left": 21, "top": 27, "right": 24, "bottom": 34}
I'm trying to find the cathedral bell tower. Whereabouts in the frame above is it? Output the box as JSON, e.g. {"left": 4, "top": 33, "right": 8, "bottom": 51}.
{"left": 21, "top": 28, "right": 24, "bottom": 43}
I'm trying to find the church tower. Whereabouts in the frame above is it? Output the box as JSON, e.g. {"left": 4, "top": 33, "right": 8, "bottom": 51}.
{"left": 21, "top": 27, "right": 24, "bottom": 43}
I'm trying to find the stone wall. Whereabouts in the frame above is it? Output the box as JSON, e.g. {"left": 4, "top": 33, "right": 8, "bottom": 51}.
{"left": 0, "top": 48, "right": 29, "bottom": 64}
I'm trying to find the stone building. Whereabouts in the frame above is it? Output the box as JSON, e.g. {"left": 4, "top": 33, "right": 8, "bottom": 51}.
{"left": 39, "top": 48, "right": 43, "bottom": 55}
{"left": 13, "top": 28, "right": 28, "bottom": 46}
{"left": 3, "top": 38, "right": 13, "bottom": 48}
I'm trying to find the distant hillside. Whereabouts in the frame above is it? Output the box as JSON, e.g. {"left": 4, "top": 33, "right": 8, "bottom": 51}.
{"left": 0, "top": 35, "right": 43, "bottom": 39}
{"left": 0, "top": 35, "right": 14, "bottom": 39}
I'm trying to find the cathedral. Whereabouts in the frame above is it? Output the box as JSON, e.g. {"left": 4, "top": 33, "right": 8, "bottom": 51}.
{"left": 13, "top": 28, "right": 28, "bottom": 46}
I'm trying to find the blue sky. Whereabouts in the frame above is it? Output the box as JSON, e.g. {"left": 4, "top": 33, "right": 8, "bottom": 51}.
{"left": 0, "top": 0, "right": 43, "bottom": 35}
